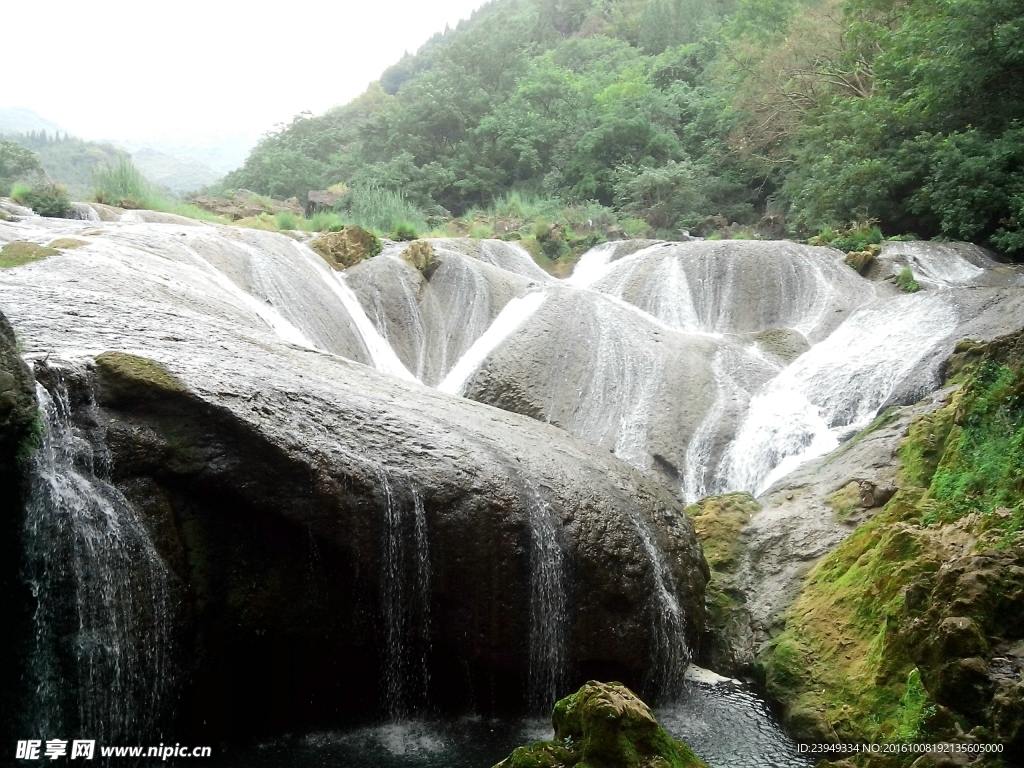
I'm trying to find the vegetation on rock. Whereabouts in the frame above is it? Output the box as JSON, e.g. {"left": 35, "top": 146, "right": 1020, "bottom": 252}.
{"left": 0, "top": 241, "right": 59, "bottom": 268}
{"left": 310, "top": 225, "right": 383, "bottom": 269}
{"left": 756, "top": 330, "right": 1024, "bottom": 764}
{"left": 494, "top": 681, "right": 708, "bottom": 768}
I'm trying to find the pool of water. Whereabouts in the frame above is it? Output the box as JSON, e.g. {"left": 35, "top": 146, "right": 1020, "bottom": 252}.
{"left": 209, "top": 680, "right": 811, "bottom": 768}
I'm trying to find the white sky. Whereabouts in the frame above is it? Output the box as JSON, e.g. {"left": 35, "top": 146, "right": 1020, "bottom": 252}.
{"left": 2, "top": 0, "right": 488, "bottom": 143}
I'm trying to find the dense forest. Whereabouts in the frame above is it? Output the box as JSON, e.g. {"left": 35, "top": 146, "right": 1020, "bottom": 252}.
{"left": 223, "top": 0, "right": 1024, "bottom": 251}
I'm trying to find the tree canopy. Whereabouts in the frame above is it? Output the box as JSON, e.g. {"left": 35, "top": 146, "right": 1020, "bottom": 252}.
{"left": 223, "top": 0, "right": 1024, "bottom": 250}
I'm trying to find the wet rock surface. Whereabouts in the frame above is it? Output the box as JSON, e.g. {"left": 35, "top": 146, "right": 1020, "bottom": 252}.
{"left": 0, "top": 218, "right": 707, "bottom": 738}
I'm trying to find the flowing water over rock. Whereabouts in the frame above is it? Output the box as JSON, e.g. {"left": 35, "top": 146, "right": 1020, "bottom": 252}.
{"left": 4, "top": 207, "right": 1024, "bottom": 762}
{"left": 23, "top": 383, "right": 175, "bottom": 742}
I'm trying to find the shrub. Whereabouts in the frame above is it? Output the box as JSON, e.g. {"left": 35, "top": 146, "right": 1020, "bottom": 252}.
{"left": 340, "top": 185, "right": 427, "bottom": 234}
{"left": 307, "top": 211, "right": 344, "bottom": 232}
{"left": 540, "top": 236, "right": 569, "bottom": 259}
{"left": 10, "top": 182, "right": 31, "bottom": 204}
{"left": 274, "top": 210, "right": 298, "bottom": 230}
{"left": 93, "top": 156, "right": 156, "bottom": 209}
{"left": 22, "top": 183, "right": 71, "bottom": 218}
{"left": 895, "top": 267, "right": 920, "bottom": 293}
{"left": 392, "top": 222, "right": 418, "bottom": 241}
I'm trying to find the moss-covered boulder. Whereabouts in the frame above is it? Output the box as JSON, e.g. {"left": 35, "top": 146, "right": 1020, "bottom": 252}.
{"left": 310, "top": 225, "right": 382, "bottom": 269}
{"left": 494, "top": 681, "right": 708, "bottom": 768}
{"left": 845, "top": 248, "right": 876, "bottom": 275}
{"left": 400, "top": 239, "right": 435, "bottom": 275}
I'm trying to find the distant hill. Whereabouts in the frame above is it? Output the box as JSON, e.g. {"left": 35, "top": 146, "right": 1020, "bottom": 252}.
{"left": 0, "top": 107, "right": 66, "bottom": 137}
{"left": 129, "top": 147, "right": 221, "bottom": 194}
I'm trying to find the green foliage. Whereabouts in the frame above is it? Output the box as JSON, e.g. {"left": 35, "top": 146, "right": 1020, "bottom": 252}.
{"left": 391, "top": 222, "right": 418, "bottom": 241}
{"left": 339, "top": 185, "right": 427, "bottom": 235}
{"left": 3, "top": 130, "right": 123, "bottom": 199}
{"left": 274, "top": 210, "right": 298, "bottom": 230}
{"left": 21, "top": 183, "right": 71, "bottom": 218}
{"left": 0, "top": 139, "right": 43, "bottom": 192}
{"left": 93, "top": 155, "right": 157, "bottom": 209}
{"left": 895, "top": 267, "right": 920, "bottom": 293}
{"left": 10, "top": 182, "right": 31, "bottom": 204}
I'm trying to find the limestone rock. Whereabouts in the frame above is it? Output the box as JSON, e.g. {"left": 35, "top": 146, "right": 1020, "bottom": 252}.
{"left": 311, "top": 225, "right": 382, "bottom": 269}
{"left": 399, "top": 239, "right": 435, "bottom": 275}
{"left": 494, "top": 681, "right": 708, "bottom": 768}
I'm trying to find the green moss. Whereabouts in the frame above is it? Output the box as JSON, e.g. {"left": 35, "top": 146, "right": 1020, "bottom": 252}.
{"left": 685, "top": 493, "right": 759, "bottom": 573}
{"left": 47, "top": 238, "right": 88, "bottom": 250}
{"left": 759, "top": 333, "right": 1024, "bottom": 752}
{"left": 495, "top": 682, "right": 707, "bottom": 768}
{"left": 94, "top": 351, "right": 188, "bottom": 405}
{"left": 0, "top": 241, "right": 59, "bottom": 268}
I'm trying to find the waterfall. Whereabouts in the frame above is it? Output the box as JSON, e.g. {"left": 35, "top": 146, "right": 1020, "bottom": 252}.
{"left": 521, "top": 479, "right": 569, "bottom": 715}
{"left": 23, "top": 382, "right": 175, "bottom": 741}
{"left": 721, "top": 292, "right": 959, "bottom": 494}
{"left": 378, "top": 473, "right": 432, "bottom": 720}
{"left": 69, "top": 203, "right": 101, "bottom": 222}
{"left": 633, "top": 516, "right": 688, "bottom": 703}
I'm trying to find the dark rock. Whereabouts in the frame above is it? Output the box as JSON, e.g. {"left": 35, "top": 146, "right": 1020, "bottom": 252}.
{"left": 305, "top": 189, "right": 346, "bottom": 216}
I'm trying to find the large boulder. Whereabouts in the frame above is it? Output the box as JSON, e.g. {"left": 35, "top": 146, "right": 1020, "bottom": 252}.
{"left": 0, "top": 218, "right": 708, "bottom": 739}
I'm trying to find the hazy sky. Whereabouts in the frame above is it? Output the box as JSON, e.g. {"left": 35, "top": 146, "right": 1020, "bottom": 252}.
{"left": 2, "top": 0, "right": 487, "bottom": 143}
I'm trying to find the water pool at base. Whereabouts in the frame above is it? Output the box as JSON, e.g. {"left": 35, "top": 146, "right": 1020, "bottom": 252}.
{"left": 210, "top": 680, "right": 812, "bottom": 768}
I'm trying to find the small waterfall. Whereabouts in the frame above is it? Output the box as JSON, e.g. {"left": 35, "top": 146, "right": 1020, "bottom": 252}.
{"left": 69, "top": 202, "right": 101, "bottom": 222}
{"left": 437, "top": 290, "right": 547, "bottom": 395}
{"left": 378, "top": 473, "right": 432, "bottom": 720}
{"left": 522, "top": 479, "right": 569, "bottom": 715}
{"left": 633, "top": 516, "right": 688, "bottom": 703}
{"left": 23, "top": 383, "right": 175, "bottom": 741}
{"left": 564, "top": 242, "right": 621, "bottom": 288}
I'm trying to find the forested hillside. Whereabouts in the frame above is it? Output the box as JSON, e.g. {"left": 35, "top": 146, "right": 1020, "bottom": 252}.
{"left": 2, "top": 130, "right": 122, "bottom": 199}
{"left": 224, "top": 0, "right": 1024, "bottom": 250}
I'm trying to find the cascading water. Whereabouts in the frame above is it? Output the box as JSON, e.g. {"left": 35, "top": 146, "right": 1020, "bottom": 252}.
{"left": 521, "top": 479, "right": 569, "bottom": 715}
{"left": 720, "top": 291, "right": 960, "bottom": 495}
{"left": 377, "top": 472, "right": 432, "bottom": 720}
{"left": 632, "top": 516, "right": 688, "bottom": 703}
{"left": 23, "top": 381, "right": 175, "bottom": 742}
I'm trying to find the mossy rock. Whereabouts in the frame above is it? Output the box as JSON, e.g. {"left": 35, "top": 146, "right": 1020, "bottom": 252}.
{"left": 685, "top": 492, "right": 759, "bottom": 573}
{"left": 94, "top": 351, "right": 188, "bottom": 407}
{"left": 845, "top": 249, "right": 876, "bottom": 274}
{"left": 47, "top": 238, "right": 89, "bottom": 250}
{"left": 0, "top": 241, "right": 59, "bottom": 268}
{"left": 494, "top": 682, "right": 708, "bottom": 768}
{"left": 311, "top": 225, "right": 382, "bottom": 269}
{"left": 400, "top": 239, "right": 435, "bottom": 275}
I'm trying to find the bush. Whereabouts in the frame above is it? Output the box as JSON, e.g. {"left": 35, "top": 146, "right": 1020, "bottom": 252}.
{"left": 22, "top": 183, "right": 71, "bottom": 218}
{"left": 392, "top": 222, "right": 418, "bottom": 241}
{"left": 895, "top": 267, "right": 920, "bottom": 293}
{"left": 340, "top": 185, "right": 427, "bottom": 234}
{"left": 10, "top": 182, "right": 31, "bottom": 204}
{"left": 307, "top": 211, "right": 344, "bottom": 232}
{"left": 274, "top": 210, "right": 298, "bottom": 230}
